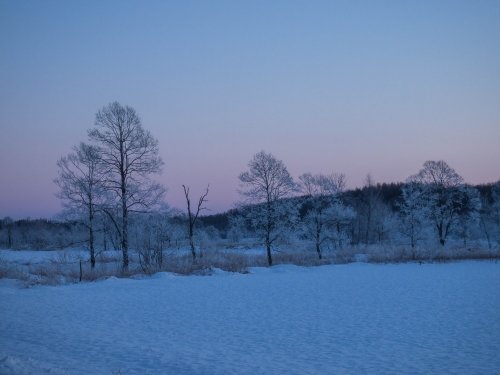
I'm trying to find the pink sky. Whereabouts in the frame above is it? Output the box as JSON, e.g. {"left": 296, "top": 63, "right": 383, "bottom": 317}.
{"left": 1, "top": 1, "right": 499, "bottom": 219}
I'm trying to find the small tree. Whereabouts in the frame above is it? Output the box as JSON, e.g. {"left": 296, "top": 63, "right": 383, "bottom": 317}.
{"left": 227, "top": 213, "right": 250, "bottom": 243}
{"left": 134, "top": 212, "right": 171, "bottom": 272}
{"left": 299, "top": 172, "right": 349, "bottom": 259}
{"left": 239, "top": 151, "right": 297, "bottom": 266}
{"left": 88, "top": 102, "right": 165, "bottom": 269}
{"left": 182, "top": 184, "right": 209, "bottom": 260}
{"left": 55, "top": 143, "right": 104, "bottom": 268}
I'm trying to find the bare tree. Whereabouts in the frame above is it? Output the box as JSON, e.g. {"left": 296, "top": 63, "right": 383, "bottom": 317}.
{"left": 55, "top": 143, "right": 104, "bottom": 268}
{"left": 88, "top": 102, "right": 165, "bottom": 269}
{"left": 239, "top": 151, "right": 297, "bottom": 266}
{"left": 182, "top": 184, "right": 209, "bottom": 260}
{"left": 299, "top": 172, "right": 349, "bottom": 259}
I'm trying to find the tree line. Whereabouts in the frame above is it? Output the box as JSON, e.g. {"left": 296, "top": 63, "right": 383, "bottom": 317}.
{"left": 2, "top": 102, "right": 499, "bottom": 270}
{"left": 235, "top": 153, "right": 500, "bottom": 265}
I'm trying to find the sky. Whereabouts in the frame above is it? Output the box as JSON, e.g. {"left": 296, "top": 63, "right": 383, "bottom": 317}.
{"left": 1, "top": 0, "right": 499, "bottom": 219}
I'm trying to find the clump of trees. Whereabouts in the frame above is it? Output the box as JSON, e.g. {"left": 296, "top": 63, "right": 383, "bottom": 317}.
{"left": 55, "top": 102, "right": 165, "bottom": 269}
{"left": 400, "top": 161, "right": 485, "bottom": 250}
{"left": 0, "top": 218, "right": 86, "bottom": 250}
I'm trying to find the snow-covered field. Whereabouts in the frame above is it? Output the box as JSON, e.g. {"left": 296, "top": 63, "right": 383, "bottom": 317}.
{"left": 1, "top": 261, "right": 499, "bottom": 374}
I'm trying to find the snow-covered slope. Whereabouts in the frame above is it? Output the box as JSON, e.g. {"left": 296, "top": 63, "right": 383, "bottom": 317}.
{"left": 1, "top": 262, "right": 499, "bottom": 374}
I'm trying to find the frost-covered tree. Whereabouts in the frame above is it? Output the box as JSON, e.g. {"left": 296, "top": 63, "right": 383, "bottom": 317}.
{"left": 227, "top": 212, "right": 252, "bottom": 243}
{"left": 325, "top": 202, "right": 356, "bottom": 248}
{"left": 478, "top": 190, "right": 494, "bottom": 249}
{"left": 55, "top": 143, "right": 105, "bottom": 267}
{"left": 239, "top": 151, "right": 297, "bottom": 266}
{"left": 377, "top": 204, "right": 396, "bottom": 244}
{"left": 88, "top": 102, "right": 165, "bottom": 269}
{"left": 197, "top": 225, "right": 221, "bottom": 252}
{"left": 409, "top": 160, "right": 465, "bottom": 247}
{"left": 455, "top": 185, "right": 481, "bottom": 248}
{"left": 132, "top": 211, "right": 171, "bottom": 272}
{"left": 398, "top": 182, "right": 427, "bottom": 251}
{"left": 299, "top": 172, "right": 353, "bottom": 259}
{"left": 356, "top": 174, "right": 391, "bottom": 244}
{"left": 489, "top": 181, "right": 500, "bottom": 244}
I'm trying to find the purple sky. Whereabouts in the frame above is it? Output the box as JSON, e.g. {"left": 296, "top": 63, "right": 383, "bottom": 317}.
{"left": 1, "top": 0, "right": 499, "bottom": 219}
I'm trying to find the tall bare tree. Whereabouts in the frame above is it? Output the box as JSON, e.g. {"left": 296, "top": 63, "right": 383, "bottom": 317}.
{"left": 182, "top": 184, "right": 209, "bottom": 260}
{"left": 239, "top": 151, "right": 297, "bottom": 266}
{"left": 88, "top": 102, "right": 165, "bottom": 269}
{"left": 55, "top": 143, "right": 104, "bottom": 267}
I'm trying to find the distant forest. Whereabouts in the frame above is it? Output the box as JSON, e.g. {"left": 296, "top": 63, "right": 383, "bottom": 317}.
{"left": 1, "top": 180, "right": 498, "bottom": 252}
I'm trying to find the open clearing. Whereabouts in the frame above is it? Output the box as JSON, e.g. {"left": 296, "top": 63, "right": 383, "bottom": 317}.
{"left": 1, "top": 261, "right": 499, "bottom": 374}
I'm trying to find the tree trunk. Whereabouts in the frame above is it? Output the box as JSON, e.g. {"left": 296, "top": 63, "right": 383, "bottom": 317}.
{"left": 266, "top": 200, "right": 273, "bottom": 266}
{"left": 121, "top": 196, "right": 129, "bottom": 269}
{"left": 89, "top": 224, "right": 95, "bottom": 268}
{"left": 189, "top": 227, "right": 196, "bottom": 261}
{"left": 120, "top": 133, "right": 128, "bottom": 270}
{"left": 89, "top": 200, "right": 96, "bottom": 268}
{"left": 316, "top": 242, "right": 322, "bottom": 260}
{"left": 462, "top": 224, "right": 468, "bottom": 248}
{"left": 437, "top": 223, "right": 445, "bottom": 246}
{"left": 315, "top": 225, "right": 322, "bottom": 260}
{"left": 365, "top": 203, "right": 372, "bottom": 244}
{"left": 266, "top": 240, "right": 273, "bottom": 266}
{"left": 103, "top": 228, "right": 108, "bottom": 251}
{"left": 7, "top": 227, "right": 12, "bottom": 248}
{"left": 480, "top": 216, "right": 492, "bottom": 249}
{"left": 410, "top": 221, "right": 416, "bottom": 251}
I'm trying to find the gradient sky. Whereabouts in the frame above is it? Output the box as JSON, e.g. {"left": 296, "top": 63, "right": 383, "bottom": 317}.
{"left": 1, "top": 0, "right": 499, "bottom": 219}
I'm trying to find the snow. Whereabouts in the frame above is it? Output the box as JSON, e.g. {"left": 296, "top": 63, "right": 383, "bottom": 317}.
{"left": 1, "top": 261, "right": 500, "bottom": 374}
{"left": 0, "top": 248, "right": 124, "bottom": 265}
{"left": 0, "top": 249, "right": 87, "bottom": 265}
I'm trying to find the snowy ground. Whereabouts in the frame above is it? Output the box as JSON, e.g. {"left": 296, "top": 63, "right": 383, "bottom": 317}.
{"left": 1, "top": 261, "right": 500, "bottom": 374}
